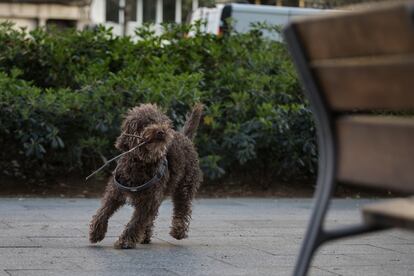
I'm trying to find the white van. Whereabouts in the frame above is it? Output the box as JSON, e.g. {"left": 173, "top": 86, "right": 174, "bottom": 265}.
{"left": 189, "top": 3, "right": 337, "bottom": 40}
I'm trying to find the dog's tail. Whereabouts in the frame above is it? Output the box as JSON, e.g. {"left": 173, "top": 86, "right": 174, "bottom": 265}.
{"left": 182, "top": 103, "right": 203, "bottom": 140}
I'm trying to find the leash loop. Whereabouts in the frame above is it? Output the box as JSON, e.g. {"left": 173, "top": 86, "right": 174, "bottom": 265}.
{"left": 113, "top": 158, "right": 168, "bottom": 192}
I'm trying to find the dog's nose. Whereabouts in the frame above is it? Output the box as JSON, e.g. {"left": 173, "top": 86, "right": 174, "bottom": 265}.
{"left": 156, "top": 130, "right": 165, "bottom": 139}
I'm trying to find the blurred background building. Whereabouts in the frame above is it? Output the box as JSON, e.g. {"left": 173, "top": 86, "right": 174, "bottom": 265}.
{"left": 0, "top": 0, "right": 393, "bottom": 35}
{"left": 0, "top": 0, "right": 91, "bottom": 30}
{"left": 218, "top": 0, "right": 387, "bottom": 8}
{"left": 0, "top": 0, "right": 202, "bottom": 34}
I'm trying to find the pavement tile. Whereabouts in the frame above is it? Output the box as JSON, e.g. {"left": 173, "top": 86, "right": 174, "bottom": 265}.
{"left": 312, "top": 253, "right": 375, "bottom": 267}
{"left": 350, "top": 252, "right": 414, "bottom": 266}
{"left": 4, "top": 268, "right": 179, "bottom": 276}
{"left": 319, "top": 264, "right": 414, "bottom": 276}
{"left": 0, "top": 198, "right": 412, "bottom": 276}
{"left": 0, "top": 237, "right": 40, "bottom": 248}
{"left": 371, "top": 243, "right": 414, "bottom": 254}
{"left": 318, "top": 243, "right": 407, "bottom": 255}
{"left": 0, "top": 223, "right": 84, "bottom": 238}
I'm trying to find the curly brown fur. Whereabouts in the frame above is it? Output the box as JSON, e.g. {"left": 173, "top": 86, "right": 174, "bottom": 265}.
{"left": 89, "top": 103, "right": 203, "bottom": 249}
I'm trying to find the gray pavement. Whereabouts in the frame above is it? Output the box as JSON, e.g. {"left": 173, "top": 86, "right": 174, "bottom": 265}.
{"left": 0, "top": 198, "right": 412, "bottom": 276}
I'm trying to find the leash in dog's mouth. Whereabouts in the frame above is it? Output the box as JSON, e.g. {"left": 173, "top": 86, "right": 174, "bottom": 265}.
{"left": 85, "top": 135, "right": 147, "bottom": 182}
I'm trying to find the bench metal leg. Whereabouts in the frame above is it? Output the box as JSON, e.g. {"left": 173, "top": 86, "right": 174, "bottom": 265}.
{"left": 293, "top": 173, "right": 390, "bottom": 276}
{"left": 293, "top": 215, "right": 324, "bottom": 276}
{"left": 293, "top": 174, "right": 334, "bottom": 276}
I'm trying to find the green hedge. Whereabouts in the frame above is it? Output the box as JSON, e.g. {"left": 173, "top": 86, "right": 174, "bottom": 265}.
{"left": 0, "top": 21, "right": 317, "bottom": 184}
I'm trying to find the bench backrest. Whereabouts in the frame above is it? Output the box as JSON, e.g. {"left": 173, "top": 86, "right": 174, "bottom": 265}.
{"left": 284, "top": 2, "right": 414, "bottom": 193}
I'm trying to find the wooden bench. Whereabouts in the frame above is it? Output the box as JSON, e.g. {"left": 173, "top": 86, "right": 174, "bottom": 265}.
{"left": 283, "top": 2, "right": 414, "bottom": 276}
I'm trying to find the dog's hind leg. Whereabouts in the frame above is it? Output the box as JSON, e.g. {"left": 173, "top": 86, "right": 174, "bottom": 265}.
{"left": 170, "top": 170, "right": 201, "bottom": 240}
{"left": 89, "top": 183, "right": 126, "bottom": 244}
{"left": 114, "top": 192, "right": 163, "bottom": 249}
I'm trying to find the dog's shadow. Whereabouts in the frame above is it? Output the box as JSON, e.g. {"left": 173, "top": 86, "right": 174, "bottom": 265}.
{"left": 87, "top": 239, "right": 189, "bottom": 251}
{"left": 86, "top": 239, "right": 200, "bottom": 263}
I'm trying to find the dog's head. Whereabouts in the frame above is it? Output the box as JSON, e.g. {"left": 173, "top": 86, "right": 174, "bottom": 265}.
{"left": 115, "top": 104, "right": 174, "bottom": 163}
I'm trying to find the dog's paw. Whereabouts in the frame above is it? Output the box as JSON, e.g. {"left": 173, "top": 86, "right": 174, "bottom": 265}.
{"left": 141, "top": 236, "right": 151, "bottom": 244}
{"left": 114, "top": 239, "right": 136, "bottom": 249}
{"left": 89, "top": 219, "right": 108, "bottom": 244}
{"left": 89, "top": 233, "right": 104, "bottom": 244}
{"left": 169, "top": 227, "right": 188, "bottom": 240}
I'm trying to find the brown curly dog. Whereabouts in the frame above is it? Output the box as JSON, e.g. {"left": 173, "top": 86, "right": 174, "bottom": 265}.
{"left": 89, "top": 103, "right": 203, "bottom": 249}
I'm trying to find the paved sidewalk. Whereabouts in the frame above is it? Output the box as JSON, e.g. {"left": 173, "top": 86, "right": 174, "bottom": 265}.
{"left": 0, "top": 198, "right": 412, "bottom": 276}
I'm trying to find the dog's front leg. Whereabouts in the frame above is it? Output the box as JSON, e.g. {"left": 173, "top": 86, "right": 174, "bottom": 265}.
{"left": 141, "top": 221, "right": 155, "bottom": 244}
{"left": 89, "top": 183, "right": 126, "bottom": 243}
{"left": 114, "top": 193, "right": 162, "bottom": 249}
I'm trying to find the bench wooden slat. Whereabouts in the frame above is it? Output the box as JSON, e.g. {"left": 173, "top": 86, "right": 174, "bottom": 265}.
{"left": 311, "top": 56, "right": 414, "bottom": 110}
{"left": 363, "top": 198, "right": 414, "bottom": 230}
{"left": 337, "top": 116, "right": 414, "bottom": 193}
{"left": 294, "top": 4, "right": 414, "bottom": 60}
